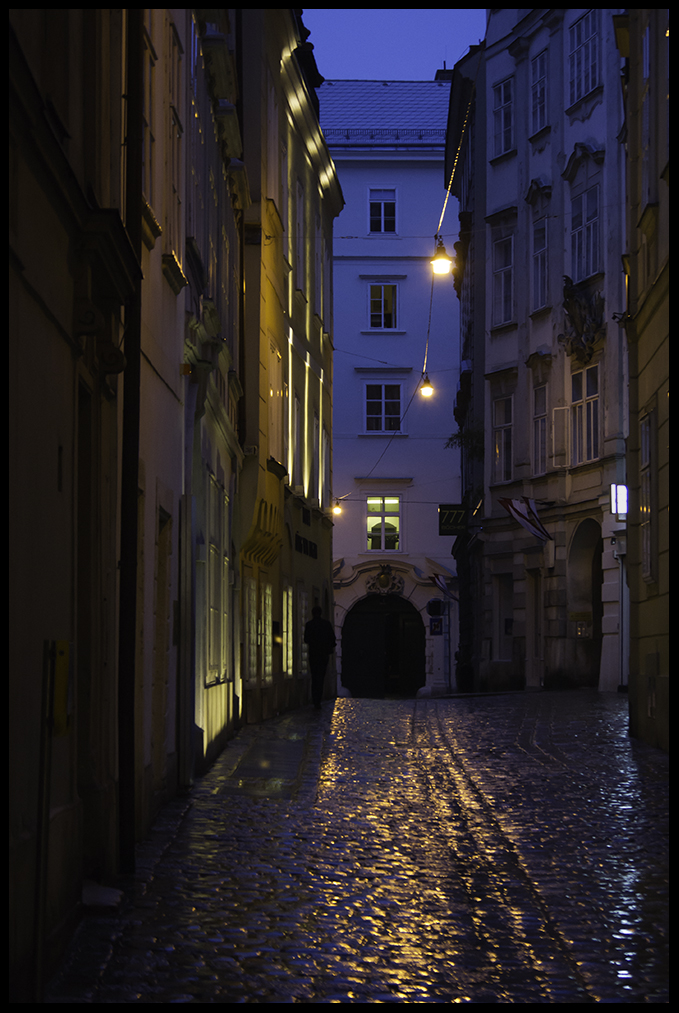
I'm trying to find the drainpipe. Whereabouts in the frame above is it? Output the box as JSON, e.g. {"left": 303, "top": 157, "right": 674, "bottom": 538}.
{"left": 117, "top": 8, "right": 143, "bottom": 873}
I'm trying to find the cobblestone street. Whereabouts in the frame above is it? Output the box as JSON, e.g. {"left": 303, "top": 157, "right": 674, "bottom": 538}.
{"left": 47, "top": 692, "right": 669, "bottom": 1003}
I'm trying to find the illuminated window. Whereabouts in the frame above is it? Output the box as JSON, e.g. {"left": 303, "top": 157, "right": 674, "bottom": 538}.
{"left": 367, "top": 496, "right": 400, "bottom": 551}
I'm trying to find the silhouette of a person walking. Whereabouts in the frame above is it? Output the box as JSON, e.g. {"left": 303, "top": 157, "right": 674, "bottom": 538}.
{"left": 304, "top": 606, "right": 336, "bottom": 709}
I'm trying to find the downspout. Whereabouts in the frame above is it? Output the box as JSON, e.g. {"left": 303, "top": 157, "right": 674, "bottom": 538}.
{"left": 118, "top": 8, "right": 143, "bottom": 873}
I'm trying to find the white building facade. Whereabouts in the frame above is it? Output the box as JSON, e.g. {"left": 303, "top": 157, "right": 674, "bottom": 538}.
{"left": 319, "top": 79, "right": 461, "bottom": 698}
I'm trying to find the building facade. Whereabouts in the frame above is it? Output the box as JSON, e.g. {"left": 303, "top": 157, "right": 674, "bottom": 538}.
{"left": 9, "top": 8, "right": 340, "bottom": 998}
{"left": 447, "top": 10, "right": 629, "bottom": 693}
{"left": 319, "top": 79, "right": 461, "bottom": 698}
{"left": 236, "top": 10, "right": 343, "bottom": 720}
{"left": 615, "top": 10, "right": 669, "bottom": 750}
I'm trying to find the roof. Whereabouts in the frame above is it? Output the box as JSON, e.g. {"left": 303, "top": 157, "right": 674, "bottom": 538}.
{"left": 317, "top": 80, "right": 451, "bottom": 149}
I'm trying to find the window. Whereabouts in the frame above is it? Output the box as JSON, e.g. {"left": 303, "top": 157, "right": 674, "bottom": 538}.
{"left": 166, "top": 20, "right": 184, "bottom": 260}
{"left": 492, "top": 236, "right": 513, "bottom": 325}
{"left": 142, "top": 20, "right": 156, "bottom": 208}
{"left": 298, "top": 587, "right": 309, "bottom": 674}
{"left": 366, "top": 384, "right": 401, "bottom": 433}
{"left": 268, "top": 344, "right": 284, "bottom": 464}
{"left": 493, "top": 78, "right": 514, "bottom": 157}
{"left": 493, "top": 397, "right": 513, "bottom": 482}
{"left": 571, "top": 185, "right": 599, "bottom": 282}
{"left": 296, "top": 181, "right": 305, "bottom": 290}
{"left": 640, "top": 413, "right": 656, "bottom": 581}
{"left": 321, "top": 427, "right": 330, "bottom": 509}
{"left": 533, "top": 385, "right": 547, "bottom": 475}
{"left": 244, "top": 576, "right": 257, "bottom": 683}
{"left": 369, "top": 189, "right": 396, "bottom": 233}
{"left": 531, "top": 51, "right": 547, "bottom": 134}
{"left": 261, "top": 582, "right": 273, "bottom": 683}
{"left": 367, "top": 496, "right": 400, "bottom": 551}
{"left": 282, "top": 585, "right": 294, "bottom": 676}
{"left": 370, "top": 284, "right": 397, "bottom": 329}
{"left": 569, "top": 10, "right": 599, "bottom": 106}
{"left": 533, "top": 220, "right": 547, "bottom": 310}
{"left": 293, "top": 393, "right": 302, "bottom": 487}
{"left": 571, "top": 365, "right": 599, "bottom": 464}
{"left": 207, "top": 476, "right": 229, "bottom": 685}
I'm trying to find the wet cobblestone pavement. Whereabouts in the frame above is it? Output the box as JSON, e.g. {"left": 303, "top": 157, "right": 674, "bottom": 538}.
{"left": 46, "top": 692, "right": 669, "bottom": 1003}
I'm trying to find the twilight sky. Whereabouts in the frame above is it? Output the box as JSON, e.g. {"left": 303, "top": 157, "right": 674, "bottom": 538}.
{"left": 301, "top": 9, "right": 488, "bottom": 82}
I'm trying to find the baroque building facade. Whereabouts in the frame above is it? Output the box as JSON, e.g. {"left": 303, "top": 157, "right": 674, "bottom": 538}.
{"left": 447, "top": 10, "right": 629, "bottom": 693}
{"left": 9, "top": 9, "right": 340, "bottom": 999}
{"left": 319, "top": 78, "right": 461, "bottom": 698}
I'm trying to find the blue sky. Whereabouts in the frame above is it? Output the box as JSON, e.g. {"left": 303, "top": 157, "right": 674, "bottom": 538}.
{"left": 302, "top": 9, "right": 488, "bottom": 82}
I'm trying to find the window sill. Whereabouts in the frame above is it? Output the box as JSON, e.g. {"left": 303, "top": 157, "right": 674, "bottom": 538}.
{"left": 360, "top": 550, "right": 404, "bottom": 556}
{"left": 529, "top": 124, "right": 551, "bottom": 144}
{"left": 567, "top": 458, "right": 602, "bottom": 476}
{"left": 360, "top": 432, "right": 408, "bottom": 438}
{"left": 362, "top": 329, "right": 406, "bottom": 336}
{"left": 565, "top": 85, "right": 604, "bottom": 124}
{"left": 489, "top": 148, "right": 517, "bottom": 166}
{"left": 490, "top": 320, "right": 517, "bottom": 334}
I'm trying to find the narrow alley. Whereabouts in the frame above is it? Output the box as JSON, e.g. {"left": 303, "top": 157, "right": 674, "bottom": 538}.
{"left": 47, "top": 693, "right": 668, "bottom": 1003}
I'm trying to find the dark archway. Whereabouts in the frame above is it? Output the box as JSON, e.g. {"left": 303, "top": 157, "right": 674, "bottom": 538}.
{"left": 341, "top": 594, "right": 426, "bottom": 698}
{"left": 563, "top": 517, "right": 603, "bottom": 688}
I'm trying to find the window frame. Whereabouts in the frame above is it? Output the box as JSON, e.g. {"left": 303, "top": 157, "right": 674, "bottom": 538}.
{"left": 492, "top": 235, "right": 514, "bottom": 326}
{"left": 640, "top": 411, "right": 657, "bottom": 582}
{"left": 493, "top": 396, "right": 513, "bottom": 483}
{"left": 368, "top": 187, "right": 397, "bottom": 235}
{"left": 533, "top": 384, "right": 547, "bottom": 476}
{"left": 568, "top": 9, "right": 600, "bottom": 107}
{"left": 571, "top": 185, "right": 600, "bottom": 283}
{"left": 492, "top": 77, "right": 515, "bottom": 157}
{"left": 532, "top": 219, "right": 548, "bottom": 310}
{"left": 364, "top": 382, "right": 402, "bottom": 435}
{"left": 531, "top": 50, "right": 548, "bottom": 135}
{"left": 571, "top": 364, "right": 599, "bottom": 465}
{"left": 369, "top": 283, "right": 398, "bottom": 330}
{"left": 366, "top": 495, "right": 401, "bottom": 552}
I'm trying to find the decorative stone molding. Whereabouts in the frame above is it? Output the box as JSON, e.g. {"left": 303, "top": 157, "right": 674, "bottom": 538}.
{"left": 365, "top": 564, "right": 404, "bottom": 595}
{"left": 558, "top": 275, "right": 605, "bottom": 364}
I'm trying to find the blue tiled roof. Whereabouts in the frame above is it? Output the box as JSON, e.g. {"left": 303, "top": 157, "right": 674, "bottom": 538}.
{"left": 318, "top": 80, "right": 451, "bottom": 148}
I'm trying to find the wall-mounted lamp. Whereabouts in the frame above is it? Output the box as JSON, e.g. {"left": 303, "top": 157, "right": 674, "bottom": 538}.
{"left": 610, "top": 483, "right": 628, "bottom": 522}
{"left": 431, "top": 236, "right": 453, "bottom": 276}
{"left": 332, "top": 500, "right": 343, "bottom": 515}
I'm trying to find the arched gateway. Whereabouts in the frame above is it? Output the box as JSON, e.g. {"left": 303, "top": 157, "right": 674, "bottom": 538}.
{"left": 340, "top": 594, "right": 426, "bottom": 698}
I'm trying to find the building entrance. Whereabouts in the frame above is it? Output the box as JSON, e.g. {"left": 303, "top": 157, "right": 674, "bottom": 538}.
{"left": 341, "top": 594, "right": 425, "bottom": 698}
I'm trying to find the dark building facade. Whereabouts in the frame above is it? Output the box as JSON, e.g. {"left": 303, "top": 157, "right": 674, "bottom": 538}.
{"left": 9, "top": 9, "right": 341, "bottom": 999}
